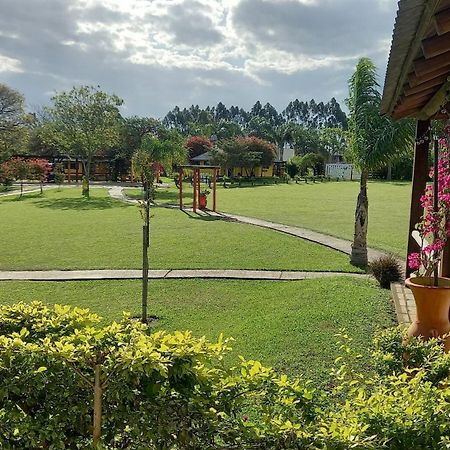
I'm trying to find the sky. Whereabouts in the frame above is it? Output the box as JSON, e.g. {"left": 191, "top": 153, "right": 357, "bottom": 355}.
{"left": 0, "top": 0, "right": 398, "bottom": 118}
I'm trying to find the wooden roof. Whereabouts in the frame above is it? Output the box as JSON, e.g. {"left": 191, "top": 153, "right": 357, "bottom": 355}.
{"left": 381, "top": 0, "right": 450, "bottom": 119}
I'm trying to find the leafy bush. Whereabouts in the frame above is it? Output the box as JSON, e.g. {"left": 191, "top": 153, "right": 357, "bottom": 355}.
{"left": 2, "top": 302, "right": 450, "bottom": 449}
{"left": 369, "top": 254, "right": 402, "bottom": 288}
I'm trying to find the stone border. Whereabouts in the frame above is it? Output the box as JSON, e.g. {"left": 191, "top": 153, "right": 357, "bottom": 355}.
{"left": 391, "top": 282, "right": 416, "bottom": 325}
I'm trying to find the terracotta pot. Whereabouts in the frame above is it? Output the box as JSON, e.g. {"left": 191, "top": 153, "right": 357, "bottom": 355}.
{"left": 199, "top": 194, "right": 207, "bottom": 210}
{"left": 406, "top": 277, "right": 450, "bottom": 352}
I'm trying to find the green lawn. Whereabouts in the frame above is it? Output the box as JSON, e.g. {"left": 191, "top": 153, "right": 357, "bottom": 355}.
{"left": 127, "top": 180, "right": 411, "bottom": 256}
{"left": 0, "top": 277, "right": 393, "bottom": 381}
{"left": 0, "top": 187, "right": 357, "bottom": 272}
{"left": 218, "top": 181, "right": 411, "bottom": 256}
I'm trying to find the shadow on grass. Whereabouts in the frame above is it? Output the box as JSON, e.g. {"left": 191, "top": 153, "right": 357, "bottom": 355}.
{"left": 180, "top": 209, "right": 221, "bottom": 221}
{"left": 2, "top": 192, "right": 44, "bottom": 202}
{"left": 34, "top": 196, "right": 133, "bottom": 210}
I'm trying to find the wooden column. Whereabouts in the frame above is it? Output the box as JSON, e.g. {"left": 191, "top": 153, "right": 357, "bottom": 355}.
{"left": 193, "top": 169, "right": 197, "bottom": 213}
{"left": 76, "top": 159, "right": 79, "bottom": 182}
{"left": 67, "top": 160, "right": 71, "bottom": 183}
{"left": 213, "top": 168, "right": 217, "bottom": 212}
{"left": 197, "top": 168, "right": 201, "bottom": 204}
{"left": 406, "top": 119, "right": 431, "bottom": 277}
{"left": 179, "top": 169, "right": 183, "bottom": 209}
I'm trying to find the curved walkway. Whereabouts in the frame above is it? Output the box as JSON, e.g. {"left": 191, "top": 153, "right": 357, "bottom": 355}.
{"left": 110, "top": 186, "right": 392, "bottom": 263}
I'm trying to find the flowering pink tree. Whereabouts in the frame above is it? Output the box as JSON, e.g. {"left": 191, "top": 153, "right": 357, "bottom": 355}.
{"left": 409, "top": 127, "right": 450, "bottom": 277}
{"left": 28, "top": 158, "right": 51, "bottom": 194}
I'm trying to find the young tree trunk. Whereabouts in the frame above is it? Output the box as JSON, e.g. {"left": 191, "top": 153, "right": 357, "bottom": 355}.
{"left": 93, "top": 364, "right": 103, "bottom": 445}
{"left": 82, "top": 159, "right": 90, "bottom": 198}
{"left": 141, "top": 179, "right": 150, "bottom": 323}
{"left": 40, "top": 181, "right": 43, "bottom": 194}
{"left": 351, "top": 170, "right": 369, "bottom": 267}
{"left": 20, "top": 181, "right": 23, "bottom": 198}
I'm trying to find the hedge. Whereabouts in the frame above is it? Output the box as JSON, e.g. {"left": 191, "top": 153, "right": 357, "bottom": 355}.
{"left": 1, "top": 302, "right": 450, "bottom": 449}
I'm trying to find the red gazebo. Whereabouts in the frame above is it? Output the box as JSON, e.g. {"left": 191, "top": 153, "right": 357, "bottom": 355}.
{"left": 178, "top": 165, "right": 220, "bottom": 213}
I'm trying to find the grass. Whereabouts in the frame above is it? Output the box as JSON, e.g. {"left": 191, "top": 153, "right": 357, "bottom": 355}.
{"left": 126, "top": 180, "right": 411, "bottom": 256}
{"left": 0, "top": 187, "right": 358, "bottom": 272}
{"left": 0, "top": 277, "right": 394, "bottom": 380}
{"left": 218, "top": 181, "right": 411, "bottom": 256}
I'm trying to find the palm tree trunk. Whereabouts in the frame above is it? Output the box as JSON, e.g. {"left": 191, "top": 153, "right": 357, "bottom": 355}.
{"left": 351, "top": 170, "right": 369, "bottom": 267}
{"left": 386, "top": 163, "right": 392, "bottom": 181}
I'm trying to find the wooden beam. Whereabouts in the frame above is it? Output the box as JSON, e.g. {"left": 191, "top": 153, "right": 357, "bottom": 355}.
{"left": 404, "top": 74, "right": 448, "bottom": 95}
{"left": 414, "top": 51, "right": 450, "bottom": 77}
{"left": 418, "top": 80, "right": 450, "bottom": 119}
{"left": 434, "top": 8, "right": 450, "bottom": 35}
{"left": 409, "top": 65, "right": 450, "bottom": 87}
{"left": 422, "top": 32, "right": 450, "bottom": 59}
{"left": 406, "top": 119, "right": 430, "bottom": 277}
{"left": 392, "top": 107, "right": 422, "bottom": 120}
{"left": 394, "top": 96, "right": 429, "bottom": 114}
{"left": 404, "top": 86, "right": 439, "bottom": 102}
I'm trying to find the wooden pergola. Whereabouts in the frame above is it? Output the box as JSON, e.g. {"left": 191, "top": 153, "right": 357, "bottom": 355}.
{"left": 381, "top": 0, "right": 450, "bottom": 277}
{"left": 178, "top": 165, "right": 220, "bottom": 213}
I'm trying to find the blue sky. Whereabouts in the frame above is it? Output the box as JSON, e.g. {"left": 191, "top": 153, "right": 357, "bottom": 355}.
{"left": 0, "top": 0, "right": 397, "bottom": 117}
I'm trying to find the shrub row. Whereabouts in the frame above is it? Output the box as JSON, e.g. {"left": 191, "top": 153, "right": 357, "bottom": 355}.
{"left": 1, "top": 302, "right": 450, "bottom": 449}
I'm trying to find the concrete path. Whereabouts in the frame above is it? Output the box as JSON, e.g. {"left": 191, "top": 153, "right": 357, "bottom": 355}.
{"left": 0, "top": 269, "right": 367, "bottom": 282}
{"left": 108, "top": 185, "right": 139, "bottom": 204}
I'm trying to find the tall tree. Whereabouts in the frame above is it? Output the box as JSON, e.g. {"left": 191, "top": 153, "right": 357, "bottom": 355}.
{"left": 346, "top": 58, "right": 414, "bottom": 266}
{"left": 45, "top": 86, "right": 123, "bottom": 197}
{"left": 0, "top": 84, "right": 27, "bottom": 161}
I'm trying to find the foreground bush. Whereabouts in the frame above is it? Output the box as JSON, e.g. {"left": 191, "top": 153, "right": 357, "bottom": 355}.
{"left": 1, "top": 303, "right": 450, "bottom": 449}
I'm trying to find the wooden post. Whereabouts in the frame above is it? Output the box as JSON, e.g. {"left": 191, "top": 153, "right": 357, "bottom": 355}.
{"left": 179, "top": 168, "right": 183, "bottom": 209}
{"left": 213, "top": 168, "right": 217, "bottom": 211}
{"left": 67, "top": 160, "right": 71, "bottom": 183}
{"left": 406, "top": 119, "right": 430, "bottom": 277}
{"left": 193, "top": 169, "right": 197, "bottom": 213}
{"left": 197, "top": 168, "right": 201, "bottom": 204}
{"left": 433, "top": 140, "right": 439, "bottom": 286}
{"left": 75, "top": 159, "right": 79, "bottom": 182}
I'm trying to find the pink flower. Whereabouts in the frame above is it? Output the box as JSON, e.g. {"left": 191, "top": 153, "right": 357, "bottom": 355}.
{"left": 408, "top": 253, "right": 421, "bottom": 270}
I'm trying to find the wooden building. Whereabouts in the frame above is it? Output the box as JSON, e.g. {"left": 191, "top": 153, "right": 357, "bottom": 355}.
{"left": 381, "top": 0, "right": 450, "bottom": 276}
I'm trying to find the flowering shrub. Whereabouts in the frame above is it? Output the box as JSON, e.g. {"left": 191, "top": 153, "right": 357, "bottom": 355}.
{"left": 408, "top": 129, "right": 450, "bottom": 276}
{"left": 185, "top": 135, "right": 212, "bottom": 159}
{"left": 2, "top": 302, "right": 450, "bottom": 449}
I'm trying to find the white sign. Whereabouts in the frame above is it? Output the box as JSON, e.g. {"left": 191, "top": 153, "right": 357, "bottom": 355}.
{"left": 326, "top": 164, "right": 360, "bottom": 180}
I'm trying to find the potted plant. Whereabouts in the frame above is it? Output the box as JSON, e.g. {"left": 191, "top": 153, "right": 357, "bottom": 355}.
{"left": 407, "top": 131, "right": 450, "bottom": 351}
{"left": 199, "top": 189, "right": 210, "bottom": 210}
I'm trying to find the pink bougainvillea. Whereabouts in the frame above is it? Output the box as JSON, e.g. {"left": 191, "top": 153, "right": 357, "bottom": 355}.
{"left": 409, "top": 126, "right": 450, "bottom": 276}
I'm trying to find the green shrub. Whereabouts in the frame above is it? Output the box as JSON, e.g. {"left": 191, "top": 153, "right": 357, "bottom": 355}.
{"left": 369, "top": 254, "right": 402, "bottom": 288}
{"left": 2, "top": 302, "right": 450, "bottom": 449}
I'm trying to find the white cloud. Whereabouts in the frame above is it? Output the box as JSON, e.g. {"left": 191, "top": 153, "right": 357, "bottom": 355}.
{"left": 0, "top": 54, "right": 23, "bottom": 73}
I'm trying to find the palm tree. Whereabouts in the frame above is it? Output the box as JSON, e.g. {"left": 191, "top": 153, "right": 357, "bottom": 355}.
{"left": 347, "top": 58, "right": 414, "bottom": 266}
{"left": 132, "top": 132, "right": 186, "bottom": 323}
